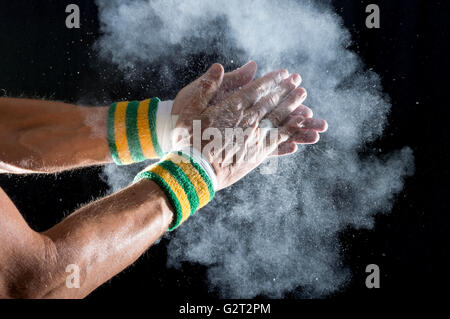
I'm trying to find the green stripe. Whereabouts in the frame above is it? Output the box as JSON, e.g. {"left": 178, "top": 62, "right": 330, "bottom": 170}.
{"left": 178, "top": 151, "right": 215, "bottom": 200}
{"left": 107, "top": 102, "right": 122, "bottom": 165}
{"left": 125, "top": 101, "right": 146, "bottom": 162}
{"left": 134, "top": 171, "right": 183, "bottom": 231}
{"left": 159, "top": 160, "right": 199, "bottom": 216}
{"left": 148, "top": 97, "right": 164, "bottom": 157}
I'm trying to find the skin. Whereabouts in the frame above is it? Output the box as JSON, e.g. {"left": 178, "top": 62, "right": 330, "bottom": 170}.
{"left": 172, "top": 61, "right": 327, "bottom": 157}
{"left": 0, "top": 62, "right": 327, "bottom": 298}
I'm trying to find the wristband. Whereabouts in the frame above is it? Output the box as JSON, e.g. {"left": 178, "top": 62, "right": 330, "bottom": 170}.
{"left": 155, "top": 100, "right": 177, "bottom": 154}
{"left": 107, "top": 98, "right": 166, "bottom": 165}
{"left": 134, "top": 150, "right": 215, "bottom": 231}
{"left": 180, "top": 146, "right": 218, "bottom": 192}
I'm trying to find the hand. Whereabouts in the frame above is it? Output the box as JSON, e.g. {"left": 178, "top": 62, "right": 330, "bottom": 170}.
{"left": 267, "top": 98, "right": 328, "bottom": 156}
{"left": 172, "top": 63, "right": 328, "bottom": 190}
{"left": 171, "top": 61, "right": 327, "bottom": 158}
{"left": 172, "top": 61, "right": 258, "bottom": 118}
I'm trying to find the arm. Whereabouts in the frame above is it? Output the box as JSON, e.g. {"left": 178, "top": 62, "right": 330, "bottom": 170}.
{"left": 0, "top": 63, "right": 262, "bottom": 298}
{"left": 0, "top": 62, "right": 260, "bottom": 174}
{"left": 0, "top": 180, "right": 173, "bottom": 298}
{"left": 0, "top": 63, "right": 327, "bottom": 299}
{"left": 0, "top": 97, "right": 111, "bottom": 174}
{"left": 0, "top": 63, "right": 316, "bottom": 175}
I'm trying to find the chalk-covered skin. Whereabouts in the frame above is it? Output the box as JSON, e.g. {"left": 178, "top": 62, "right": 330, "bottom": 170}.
{"left": 0, "top": 64, "right": 326, "bottom": 298}
{"left": 172, "top": 61, "right": 328, "bottom": 158}
{"left": 172, "top": 63, "right": 328, "bottom": 189}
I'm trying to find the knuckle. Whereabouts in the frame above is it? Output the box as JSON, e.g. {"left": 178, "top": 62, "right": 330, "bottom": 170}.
{"left": 277, "top": 130, "right": 288, "bottom": 142}
{"left": 242, "top": 115, "right": 252, "bottom": 127}
{"left": 228, "top": 96, "right": 241, "bottom": 110}
{"left": 238, "top": 89, "right": 253, "bottom": 104}
{"left": 270, "top": 74, "right": 279, "bottom": 87}
{"left": 271, "top": 112, "right": 283, "bottom": 125}
{"left": 200, "top": 78, "right": 216, "bottom": 91}
{"left": 291, "top": 92, "right": 301, "bottom": 103}
{"left": 268, "top": 94, "right": 278, "bottom": 106}
{"left": 285, "top": 78, "right": 297, "bottom": 91}
{"left": 293, "top": 73, "right": 302, "bottom": 84}
{"left": 257, "top": 108, "right": 266, "bottom": 120}
{"left": 287, "top": 81, "right": 297, "bottom": 91}
{"left": 253, "top": 84, "right": 266, "bottom": 99}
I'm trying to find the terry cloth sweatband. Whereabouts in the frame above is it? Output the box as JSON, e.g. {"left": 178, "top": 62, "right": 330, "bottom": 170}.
{"left": 107, "top": 98, "right": 175, "bottom": 165}
{"left": 133, "top": 150, "right": 216, "bottom": 231}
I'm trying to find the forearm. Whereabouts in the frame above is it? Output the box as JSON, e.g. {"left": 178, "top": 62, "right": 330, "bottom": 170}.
{"left": 4, "top": 179, "right": 173, "bottom": 298}
{"left": 0, "top": 97, "right": 111, "bottom": 174}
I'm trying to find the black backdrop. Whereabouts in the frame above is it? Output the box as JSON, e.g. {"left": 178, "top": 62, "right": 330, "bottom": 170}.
{"left": 0, "top": 0, "right": 447, "bottom": 302}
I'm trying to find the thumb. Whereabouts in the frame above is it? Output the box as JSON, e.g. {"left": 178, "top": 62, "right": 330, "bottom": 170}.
{"left": 194, "top": 63, "right": 224, "bottom": 111}
{"left": 222, "top": 60, "right": 258, "bottom": 91}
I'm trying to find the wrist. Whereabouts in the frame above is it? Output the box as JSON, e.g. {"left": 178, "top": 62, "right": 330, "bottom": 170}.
{"left": 107, "top": 98, "right": 168, "bottom": 165}
{"left": 134, "top": 149, "right": 215, "bottom": 231}
{"left": 179, "top": 146, "right": 218, "bottom": 192}
{"left": 155, "top": 100, "right": 176, "bottom": 154}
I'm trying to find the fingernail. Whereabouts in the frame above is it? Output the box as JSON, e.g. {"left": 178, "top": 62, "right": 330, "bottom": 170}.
{"left": 298, "top": 88, "right": 307, "bottom": 98}
{"left": 210, "top": 64, "right": 222, "bottom": 76}
{"left": 292, "top": 74, "right": 301, "bottom": 85}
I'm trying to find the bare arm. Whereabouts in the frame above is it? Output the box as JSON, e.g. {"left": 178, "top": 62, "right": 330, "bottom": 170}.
{"left": 0, "top": 97, "right": 111, "bottom": 174}
{"left": 0, "top": 63, "right": 259, "bottom": 174}
{"left": 0, "top": 181, "right": 173, "bottom": 298}
{"left": 0, "top": 63, "right": 327, "bottom": 299}
{"left": 0, "top": 97, "right": 176, "bottom": 298}
{"left": 0, "top": 65, "right": 323, "bottom": 175}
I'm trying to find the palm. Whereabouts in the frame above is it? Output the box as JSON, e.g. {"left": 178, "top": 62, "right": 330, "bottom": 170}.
{"left": 172, "top": 61, "right": 257, "bottom": 116}
{"left": 172, "top": 62, "right": 325, "bottom": 156}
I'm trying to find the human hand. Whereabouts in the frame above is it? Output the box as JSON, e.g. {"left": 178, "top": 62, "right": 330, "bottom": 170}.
{"left": 171, "top": 63, "right": 327, "bottom": 190}
{"left": 172, "top": 62, "right": 327, "bottom": 159}
{"left": 172, "top": 61, "right": 258, "bottom": 118}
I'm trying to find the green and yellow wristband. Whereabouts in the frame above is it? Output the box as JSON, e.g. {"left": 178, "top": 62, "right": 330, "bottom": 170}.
{"left": 134, "top": 151, "right": 215, "bottom": 231}
{"left": 107, "top": 98, "right": 164, "bottom": 165}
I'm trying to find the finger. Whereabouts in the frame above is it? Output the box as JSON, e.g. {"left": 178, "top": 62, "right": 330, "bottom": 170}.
{"left": 228, "top": 69, "right": 290, "bottom": 111}
{"left": 290, "top": 129, "right": 320, "bottom": 144}
{"left": 222, "top": 61, "right": 258, "bottom": 91}
{"left": 285, "top": 115, "right": 328, "bottom": 132}
{"left": 243, "top": 73, "right": 301, "bottom": 126}
{"left": 263, "top": 126, "right": 290, "bottom": 156}
{"left": 265, "top": 87, "right": 307, "bottom": 126}
{"left": 191, "top": 63, "right": 224, "bottom": 112}
{"left": 271, "top": 142, "right": 298, "bottom": 156}
{"left": 270, "top": 120, "right": 324, "bottom": 156}
{"left": 279, "top": 104, "right": 313, "bottom": 126}
{"left": 290, "top": 104, "right": 313, "bottom": 118}
{"left": 209, "top": 61, "right": 257, "bottom": 105}
{"left": 299, "top": 118, "right": 328, "bottom": 132}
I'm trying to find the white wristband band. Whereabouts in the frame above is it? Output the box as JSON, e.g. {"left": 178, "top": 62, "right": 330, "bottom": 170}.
{"left": 180, "top": 146, "right": 218, "bottom": 192}
{"left": 157, "top": 102, "right": 217, "bottom": 190}
{"left": 156, "top": 100, "right": 178, "bottom": 154}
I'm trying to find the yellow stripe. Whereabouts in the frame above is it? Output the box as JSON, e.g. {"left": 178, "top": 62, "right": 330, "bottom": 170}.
{"left": 137, "top": 99, "right": 158, "bottom": 159}
{"left": 152, "top": 165, "right": 191, "bottom": 223}
{"left": 114, "top": 101, "right": 133, "bottom": 164}
{"left": 169, "top": 154, "right": 211, "bottom": 208}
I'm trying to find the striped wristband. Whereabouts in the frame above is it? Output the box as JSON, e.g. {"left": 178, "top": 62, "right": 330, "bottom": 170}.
{"left": 107, "top": 98, "right": 164, "bottom": 165}
{"left": 134, "top": 150, "right": 216, "bottom": 231}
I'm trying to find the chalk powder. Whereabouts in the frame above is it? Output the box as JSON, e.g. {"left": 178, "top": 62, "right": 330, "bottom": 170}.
{"left": 97, "top": 0, "right": 414, "bottom": 298}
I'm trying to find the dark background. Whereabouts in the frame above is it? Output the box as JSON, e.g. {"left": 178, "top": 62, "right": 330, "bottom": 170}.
{"left": 0, "top": 0, "right": 447, "bottom": 302}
